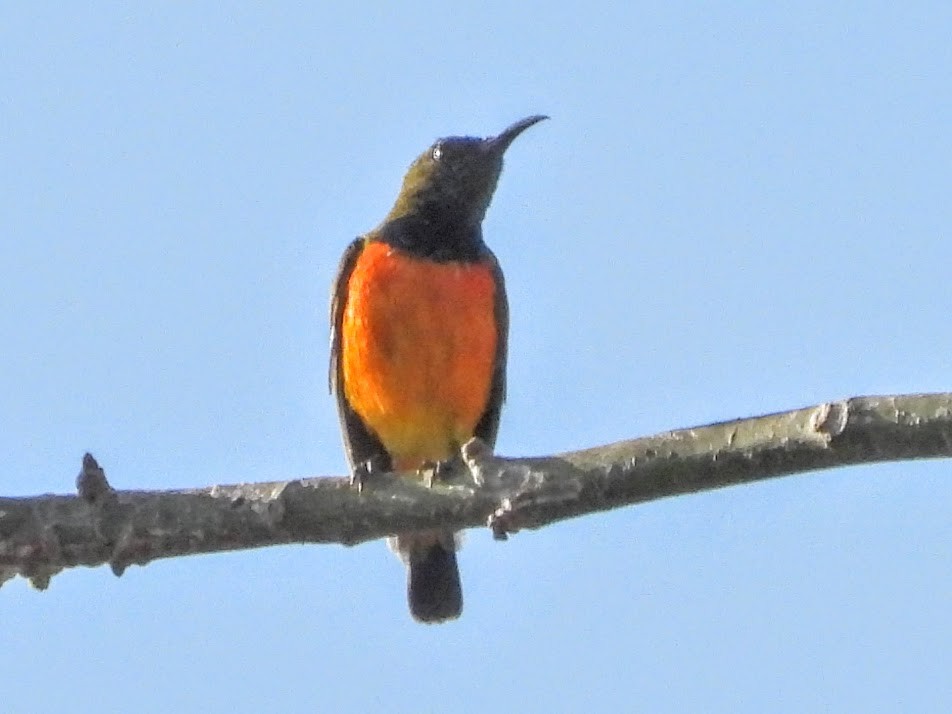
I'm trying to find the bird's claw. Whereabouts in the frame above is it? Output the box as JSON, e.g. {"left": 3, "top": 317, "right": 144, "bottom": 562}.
{"left": 418, "top": 459, "right": 455, "bottom": 488}
{"left": 350, "top": 456, "right": 386, "bottom": 493}
{"left": 460, "top": 437, "right": 495, "bottom": 487}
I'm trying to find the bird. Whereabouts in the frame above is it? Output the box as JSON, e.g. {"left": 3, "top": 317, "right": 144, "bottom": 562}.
{"left": 329, "top": 115, "right": 547, "bottom": 623}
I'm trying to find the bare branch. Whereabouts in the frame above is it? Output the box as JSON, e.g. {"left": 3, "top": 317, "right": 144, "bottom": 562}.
{"left": 2, "top": 393, "right": 950, "bottom": 589}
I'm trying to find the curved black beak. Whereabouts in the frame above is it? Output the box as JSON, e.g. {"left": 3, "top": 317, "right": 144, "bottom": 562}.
{"left": 486, "top": 114, "right": 549, "bottom": 154}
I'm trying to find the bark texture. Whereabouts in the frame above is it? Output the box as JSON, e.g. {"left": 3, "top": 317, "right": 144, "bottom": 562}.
{"left": 2, "top": 393, "right": 950, "bottom": 590}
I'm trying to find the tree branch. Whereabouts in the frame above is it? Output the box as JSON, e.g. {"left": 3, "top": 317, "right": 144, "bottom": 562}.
{"left": 2, "top": 392, "right": 950, "bottom": 590}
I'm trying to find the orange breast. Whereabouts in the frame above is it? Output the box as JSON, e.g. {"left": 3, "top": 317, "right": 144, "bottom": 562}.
{"left": 341, "top": 240, "right": 499, "bottom": 471}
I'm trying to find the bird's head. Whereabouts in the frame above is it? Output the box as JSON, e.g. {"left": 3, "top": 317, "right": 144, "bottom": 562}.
{"left": 387, "top": 115, "right": 548, "bottom": 231}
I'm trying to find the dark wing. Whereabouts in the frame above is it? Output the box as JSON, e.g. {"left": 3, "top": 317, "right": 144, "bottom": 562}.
{"left": 472, "top": 248, "right": 508, "bottom": 450}
{"left": 329, "top": 237, "right": 391, "bottom": 473}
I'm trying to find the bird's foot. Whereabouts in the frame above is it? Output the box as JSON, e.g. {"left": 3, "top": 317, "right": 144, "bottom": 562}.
{"left": 460, "top": 437, "right": 495, "bottom": 487}
{"left": 418, "top": 459, "right": 456, "bottom": 488}
{"left": 350, "top": 455, "right": 388, "bottom": 493}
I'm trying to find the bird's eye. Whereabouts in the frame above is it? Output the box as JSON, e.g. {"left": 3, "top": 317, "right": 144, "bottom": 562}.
{"left": 431, "top": 143, "right": 442, "bottom": 161}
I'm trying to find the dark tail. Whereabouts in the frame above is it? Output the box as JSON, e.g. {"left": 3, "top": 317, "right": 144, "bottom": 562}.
{"left": 398, "top": 534, "right": 462, "bottom": 623}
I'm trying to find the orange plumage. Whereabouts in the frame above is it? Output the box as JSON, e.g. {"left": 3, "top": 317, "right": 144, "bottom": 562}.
{"left": 341, "top": 241, "right": 498, "bottom": 471}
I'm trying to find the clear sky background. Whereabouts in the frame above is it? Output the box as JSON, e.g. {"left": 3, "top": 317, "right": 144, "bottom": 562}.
{"left": 2, "top": 3, "right": 950, "bottom": 712}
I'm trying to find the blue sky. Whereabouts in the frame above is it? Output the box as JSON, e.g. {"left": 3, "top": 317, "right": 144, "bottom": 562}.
{"left": 2, "top": 3, "right": 950, "bottom": 712}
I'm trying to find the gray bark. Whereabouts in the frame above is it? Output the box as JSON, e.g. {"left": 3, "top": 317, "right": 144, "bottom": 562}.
{"left": 2, "top": 393, "right": 950, "bottom": 590}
